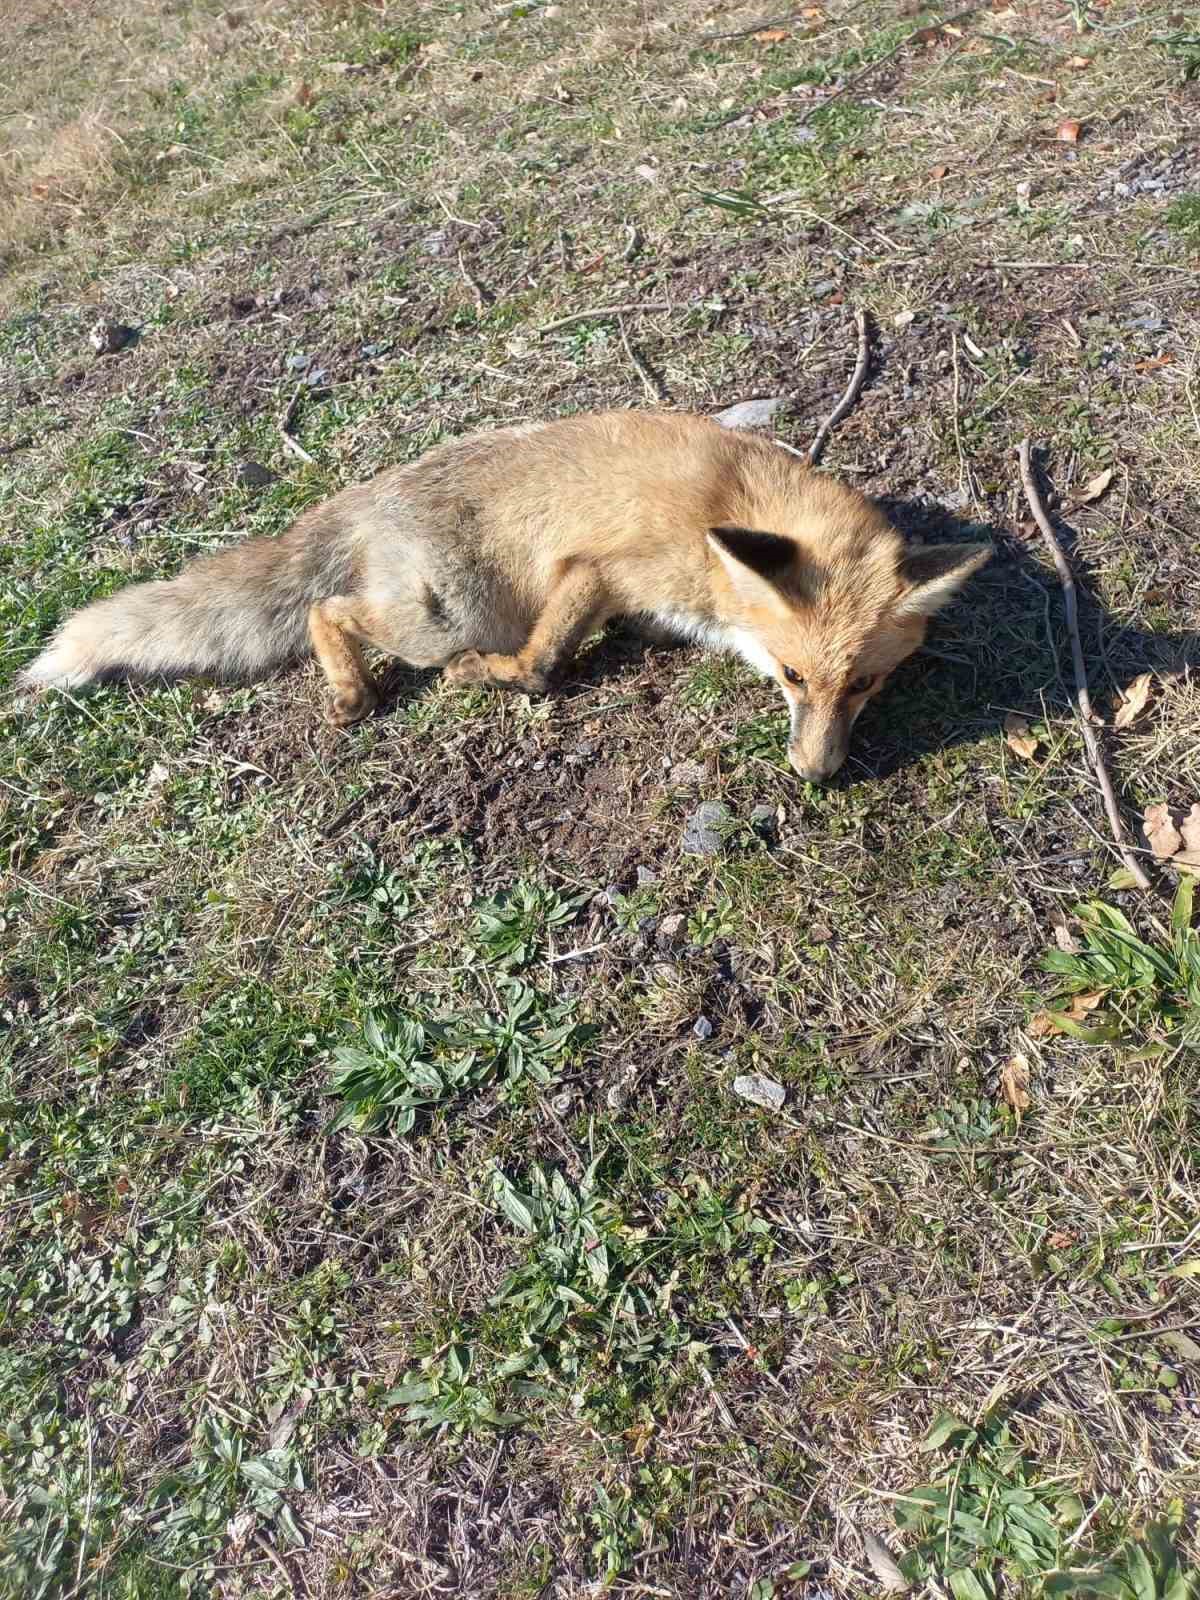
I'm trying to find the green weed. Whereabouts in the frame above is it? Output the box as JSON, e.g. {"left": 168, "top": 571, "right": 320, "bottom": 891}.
{"left": 1035, "top": 879, "right": 1200, "bottom": 1050}
{"left": 327, "top": 981, "right": 594, "bottom": 1133}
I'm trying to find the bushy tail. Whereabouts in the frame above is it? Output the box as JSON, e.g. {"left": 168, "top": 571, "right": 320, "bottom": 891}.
{"left": 20, "top": 512, "right": 355, "bottom": 691}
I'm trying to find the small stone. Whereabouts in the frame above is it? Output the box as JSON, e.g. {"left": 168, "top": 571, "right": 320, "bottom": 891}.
{"left": 656, "top": 912, "right": 687, "bottom": 949}
{"left": 692, "top": 1015, "right": 714, "bottom": 1041}
{"left": 750, "top": 803, "right": 777, "bottom": 841}
{"left": 636, "top": 865, "right": 660, "bottom": 887}
{"left": 712, "top": 396, "right": 787, "bottom": 430}
{"left": 668, "top": 759, "right": 706, "bottom": 788}
{"left": 286, "top": 352, "right": 311, "bottom": 371}
{"left": 88, "top": 320, "right": 136, "bottom": 355}
{"left": 681, "top": 800, "right": 731, "bottom": 856}
{"left": 606, "top": 1083, "right": 626, "bottom": 1111}
{"left": 602, "top": 883, "right": 622, "bottom": 906}
{"left": 732, "top": 1073, "right": 785, "bottom": 1111}
{"left": 235, "top": 461, "right": 278, "bottom": 489}
{"left": 421, "top": 229, "right": 448, "bottom": 255}
{"left": 549, "top": 1090, "right": 573, "bottom": 1117}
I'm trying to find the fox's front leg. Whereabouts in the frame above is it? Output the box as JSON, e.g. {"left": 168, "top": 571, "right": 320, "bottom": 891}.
{"left": 445, "top": 562, "right": 609, "bottom": 694}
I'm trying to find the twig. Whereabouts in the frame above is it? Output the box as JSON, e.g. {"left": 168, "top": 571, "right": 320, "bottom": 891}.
{"left": 703, "top": 13, "right": 805, "bottom": 40}
{"left": 279, "top": 385, "right": 315, "bottom": 465}
{"left": 253, "top": 1529, "right": 306, "bottom": 1596}
{"left": 457, "top": 250, "right": 494, "bottom": 310}
{"left": 538, "top": 301, "right": 672, "bottom": 335}
{"left": 797, "top": 7, "right": 979, "bottom": 124}
{"left": 618, "top": 315, "right": 668, "bottom": 402}
{"left": 950, "top": 332, "right": 967, "bottom": 498}
{"left": 1016, "top": 439, "right": 1152, "bottom": 890}
{"left": 807, "top": 309, "right": 870, "bottom": 466}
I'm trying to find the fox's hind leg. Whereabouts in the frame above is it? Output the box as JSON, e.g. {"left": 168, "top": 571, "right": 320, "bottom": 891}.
{"left": 444, "top": 562, "right": 609, "bottom": 694}
{"left": 309, "top": 587, "right": 470, "bottom": 725}
{"left": 308, "top": 597, "right": 381, "bottom": 726}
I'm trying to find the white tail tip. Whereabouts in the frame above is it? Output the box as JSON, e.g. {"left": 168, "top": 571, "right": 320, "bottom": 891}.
{"left": 19, "top": 644, "right": 93, "bottom": 690}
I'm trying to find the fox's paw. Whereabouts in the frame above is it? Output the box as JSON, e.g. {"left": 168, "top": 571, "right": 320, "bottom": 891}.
{"left": 326, "top": 683, "right": 378, "bottom": 728}
{"left": 443, "top": 649, "right": 489, "bottom": 686}
{"left": 445, "top": 651, "right": 548, "bottom": 694}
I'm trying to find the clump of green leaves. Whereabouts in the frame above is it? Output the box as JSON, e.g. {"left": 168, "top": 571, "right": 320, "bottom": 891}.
{"left": 490, "top": 1160, "right": 683, "bottom": 1384}
{"left": 470, "top": 879, "right": 589, "bottom": 969}
{"left": 1035, "top": 879, "right": 1200, "bottom": 1051}
{"left": 381, "top": 1344, "right": 522, "bottom": 1438}
{"left": 327, "top": 982, "right": 594, "bottom": 1133}
{"left": 895, "top": 1410, "right": 1085, "bottom": 1598}
{"left": 1047, "top": 1508, "right": 1198, "bottom": 1600}
{"left": 1165, "top": 195, "right": 1200, "bottom": 236}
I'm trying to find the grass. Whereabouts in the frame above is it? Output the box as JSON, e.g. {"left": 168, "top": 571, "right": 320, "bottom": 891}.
{"left": 2, "top": 0, "right": 1200, "bottom": 1595}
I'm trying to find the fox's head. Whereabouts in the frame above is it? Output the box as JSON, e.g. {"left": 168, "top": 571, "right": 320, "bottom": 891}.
{"left": 707, "top": 517, "right": 991, "bottom": 783}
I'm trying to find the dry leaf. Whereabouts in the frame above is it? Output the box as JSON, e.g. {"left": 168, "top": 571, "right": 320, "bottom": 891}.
{"left": 1181, "top": 804, "right": 1200, "bottom": 852}
{"left": 859, "top": 1528, "right": 910, "bottom": 1595}
{"left": 1004, "top": 712, "right": 1039, "bottom": 760}
{"left": 1145, "top": 802, "right": 1184, "bottom": 860}
{"left": 1071, "top": 465, "right": 1114, "bottom": 506}
{"left": 1068, "top": 991, "right": 1106, "bottom": 1019}
{"left": 894, "top": 309, "right": 916, "bottom": 329}
{"left": 1135, "top": 353, "right": 1174, "bottom": 373}
{"left": 1047, "top": 1229, "right": 1076, "bottom": 1249}
{"left": 296, "top": 81, "right": 314, "bottom": 106}
{"left": 1050, "top": 912, "right": 1078, "bottom": 954}
{"left": 1056, "top": 118, "right": 1082, "bottom": 143}
{"left": 999, "top": 1054, "right": 1032, "bottom": 1115}
{"left": 801, "top": 4, "right": 826, "bottom": 15}
{"left": 1113, "top": 672, "right": 1154, "bottom": 730}
{"left": 754, "top": 27, "right": 790, "bottom": 42}
{"left": 1030, "top": 992, "right": 1105, "bottom": 1038}
{"left": 930, "top": 163, "right": 949, "bottom": 179}
{"left": 1067, "top": 54, "right": 1092, "bottom": 69}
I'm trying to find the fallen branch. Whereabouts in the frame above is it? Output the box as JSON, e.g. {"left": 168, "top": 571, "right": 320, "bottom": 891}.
{"left": 618, "top": 315, "right": 668, "bottom": 403}
{"left": 538, "top": 301, "right": 672, "bottom": 335}
{"left": 797, "top": 7, "right": 979, "bottom": 125}
{"left": 279, "top": 384, "right": 316, "bottom": 465}
{"left": 703, "top": 12, "right": 806, "bottom": 41}
{"left": 807, "top": 309, "right": 870, "bottom": 466}
{"left": 1017, "top": 438, "right": 1152, "bottom": 890}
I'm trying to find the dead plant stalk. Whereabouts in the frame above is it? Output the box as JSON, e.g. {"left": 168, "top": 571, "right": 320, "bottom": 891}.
{"left": 1016, "top": 439, "right": 1152, "bottom": 891}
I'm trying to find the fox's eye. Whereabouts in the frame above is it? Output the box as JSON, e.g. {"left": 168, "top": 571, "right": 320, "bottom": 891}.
{"left": 849, "top": 674, "right": 874, "bottom": 695}
{"left": 783, "top": 666, "right": 805, "bottom": 687}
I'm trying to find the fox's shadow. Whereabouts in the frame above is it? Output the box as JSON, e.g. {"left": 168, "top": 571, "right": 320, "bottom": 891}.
{"left": 853, "top": 494, "right": 1198, "bottom": 785}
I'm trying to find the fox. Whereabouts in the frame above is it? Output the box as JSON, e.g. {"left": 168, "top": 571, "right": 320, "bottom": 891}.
{"left": 20, "top": 410, "right": 991, "bottom": 782}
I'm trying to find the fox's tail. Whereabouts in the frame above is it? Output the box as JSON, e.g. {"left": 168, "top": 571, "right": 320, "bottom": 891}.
{"left": 19, "top": 510, "right": 356, "bottom": 691}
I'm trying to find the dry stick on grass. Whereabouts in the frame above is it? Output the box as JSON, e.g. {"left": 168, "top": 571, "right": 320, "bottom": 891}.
{"left": 796, "top": 6, "right": 979, "bottom": 124}
{"left": 279, "top": 384, "right": 315, "bottom": 466}
{"left": 537, "top": 301, "right": 672, "bottom": 335}
{"left": 618, "top": 315, "right": 668, "bottom": 403}
{"left": 1017, "top": 438, "right": 1153, "bottom": 891}
{"left": 807, "top": 309, "right": 871, "bottom": 467}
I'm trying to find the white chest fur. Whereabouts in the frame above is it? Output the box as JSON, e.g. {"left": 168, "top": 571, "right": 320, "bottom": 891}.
{"left": 648, "top": 609, "right": 777, "bottom": 680}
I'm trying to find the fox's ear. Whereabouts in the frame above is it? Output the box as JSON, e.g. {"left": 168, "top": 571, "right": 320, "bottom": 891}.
{"left": 895, "top": 542, "right": 992, "bottom": 618}
{"left": 707, "top": 525, "right": 798, "bottom": 611}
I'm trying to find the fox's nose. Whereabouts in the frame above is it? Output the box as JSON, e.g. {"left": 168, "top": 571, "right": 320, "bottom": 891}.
{"left": 788, "top": 749, "right": 841, "bottom": 784}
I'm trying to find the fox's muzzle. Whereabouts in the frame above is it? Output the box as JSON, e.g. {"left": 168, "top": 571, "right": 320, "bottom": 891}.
{"left": 787, "top": 703, "right": 850, "bottom": 785}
